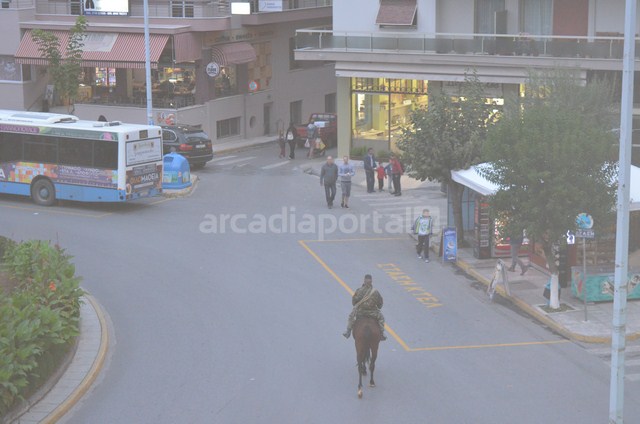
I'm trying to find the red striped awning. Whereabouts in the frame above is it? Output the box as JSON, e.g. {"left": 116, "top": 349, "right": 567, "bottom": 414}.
{"left": 15, "top": 30, "right": 170, "bottom": 69}
{"left": 174, "top": 32, "right": 201, "bottom": 63}
{"left": 376, "top": 0, "right": 417, "bottom": 26}
{"left": 210, "top": 42, "right": 257, "bottom": 66}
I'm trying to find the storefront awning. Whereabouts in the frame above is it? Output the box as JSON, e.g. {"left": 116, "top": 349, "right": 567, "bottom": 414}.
{"left": 15, "top": 30, "right": 170, "bottom": 69}
{"left": 210, "top": 42, "right": 257, "bottom": 66}
{"left": 376, "top": 0, "right": 417, "bottom": 26}
{"left": 452, "top": 162, "right": 640, "bottom": 211}
{"left": 174, "top": 32, "right": 201, "bottom": 63}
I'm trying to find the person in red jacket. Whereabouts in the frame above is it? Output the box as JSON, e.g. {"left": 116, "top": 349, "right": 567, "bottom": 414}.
{"left": 376, "top": 163, "right": 386, "bottom": 192}
{"left": 389, "top": 155, "right": 403, "bottom": 196}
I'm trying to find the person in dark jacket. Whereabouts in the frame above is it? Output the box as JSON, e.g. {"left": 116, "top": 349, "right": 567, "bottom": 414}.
{"left": 343, "top": 274, "right": 386, "bottom": 341}
{"left": 364, "top": 148, "right": 377, "bottom": 193}
{"left": 319, "top": 156, "right": 339, "bottom": 209}
{"left": 285, "top": 122, "right": 297, "bottom": 159}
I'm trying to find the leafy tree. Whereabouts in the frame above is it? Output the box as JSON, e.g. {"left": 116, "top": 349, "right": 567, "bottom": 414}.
{"left": 481, "top": 69, "right": 617, "bottom": 308}
{"left": 397, "top": 72, "right": 498, "bottom": 243}
{"left": 32, "top": 16, "right": 87, "bottom": 112}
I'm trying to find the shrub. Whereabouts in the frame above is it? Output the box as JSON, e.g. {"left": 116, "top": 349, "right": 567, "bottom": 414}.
{"left": 349, "top": 146, "right": 368, "bottom": 159}
{"left": 0, "top": 240, "right": 83, "bottom": 416}
{"left": 376, "top": 150, "right": 390, "bottom": 162}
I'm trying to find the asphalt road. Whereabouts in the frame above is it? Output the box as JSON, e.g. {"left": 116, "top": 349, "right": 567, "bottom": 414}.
{"left": 2, "top": 145, "right": 640, "bottom": 423}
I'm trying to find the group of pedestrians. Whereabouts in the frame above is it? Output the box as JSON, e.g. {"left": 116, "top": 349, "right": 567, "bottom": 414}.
{"left": 320, "top": 155, "right": 355, "bottom": 209}
{"left": 362, "top": 148, "right": 404, "bottom": 195}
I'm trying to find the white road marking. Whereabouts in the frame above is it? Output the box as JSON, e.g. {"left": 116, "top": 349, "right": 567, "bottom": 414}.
{"left": 210, "top": 155, "right": 237, "bottom": 162}
{"left": 261, "top": 161, "right": 290, "bottom": 170}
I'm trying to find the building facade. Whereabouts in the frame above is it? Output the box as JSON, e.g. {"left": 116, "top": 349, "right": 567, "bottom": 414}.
{"left": 0, "top": 0, "right": 336, "bottom": 142}
{"left": 295, "top": 0, "right": 640, "bottom": 157}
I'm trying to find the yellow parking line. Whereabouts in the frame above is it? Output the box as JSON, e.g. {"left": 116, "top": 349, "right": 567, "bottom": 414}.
{"left": 0, "top": 203, "right": 112, "bottom": 218}
{"left": 299, "top": 237, "right": 568, "bottom": 352}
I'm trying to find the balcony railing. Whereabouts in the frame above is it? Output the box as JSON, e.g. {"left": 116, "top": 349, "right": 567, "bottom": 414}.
{"left": 32, "top": 0, "right": 330, "bottom": 18}
{"left": 296, "top": 29, "right": 640, "bottom": 61}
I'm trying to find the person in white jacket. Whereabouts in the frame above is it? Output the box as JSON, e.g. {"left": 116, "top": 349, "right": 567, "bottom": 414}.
{"left": 413, "top": 209, "right": 433, "bottom": 263}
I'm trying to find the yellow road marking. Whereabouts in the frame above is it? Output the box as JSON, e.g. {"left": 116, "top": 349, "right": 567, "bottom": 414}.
{"left": 0, "top": 203, "right": 112, "bottom": 218}
{"left": 299, "top": 237, "right": 569, "bottom": 352}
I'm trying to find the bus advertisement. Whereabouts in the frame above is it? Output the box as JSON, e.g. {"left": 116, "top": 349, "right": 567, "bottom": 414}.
{"left": 0, "top": 110, "right": 163, "bottom": 205}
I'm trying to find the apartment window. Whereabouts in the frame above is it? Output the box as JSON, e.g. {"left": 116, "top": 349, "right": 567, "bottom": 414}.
{"left": 520, "top": 0, "right": 553, "bottom": 36}
{"left": 171, "top": 1, "right": 194, "bottom": 17}
{"left": 70, "top": 0, "right": 81, "bottom": 14}
{"left": 290, "top": 101, "right": 302, "bottom": 126}
{"left": 217, "top": 117, "right": 241, "bottom": 139}
{"left": 476, "top": 0, "right": 505, "bottom": 34}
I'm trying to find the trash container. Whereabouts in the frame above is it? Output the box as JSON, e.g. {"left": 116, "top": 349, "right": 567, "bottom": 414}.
{"left": 162, "top": 153, "right": 191, "bottom": 189}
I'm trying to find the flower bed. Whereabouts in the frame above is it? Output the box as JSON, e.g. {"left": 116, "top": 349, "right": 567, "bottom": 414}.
{"left": 0, "top": 237, "right": 83, "bottom": 417}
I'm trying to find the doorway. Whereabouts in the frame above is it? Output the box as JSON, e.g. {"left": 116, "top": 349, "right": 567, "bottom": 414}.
{"left": 264, "top": 102, "right": 272, "bottom": 135}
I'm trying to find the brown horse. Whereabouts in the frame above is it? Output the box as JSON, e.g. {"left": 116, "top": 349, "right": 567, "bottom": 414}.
{"left": 352, "top": 316, "right": 381, "bottom": 398}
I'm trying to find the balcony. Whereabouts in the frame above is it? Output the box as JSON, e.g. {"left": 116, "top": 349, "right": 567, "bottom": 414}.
{"left": 295, "top": 28, "right": 639, "bottom": 77}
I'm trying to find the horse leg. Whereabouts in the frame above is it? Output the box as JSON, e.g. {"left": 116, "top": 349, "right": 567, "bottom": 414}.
{"left": 357, "top": 362, "right": 364, "bottom": 398}
{"left": 369, "top": 346, "right": 378, "bottom": 388}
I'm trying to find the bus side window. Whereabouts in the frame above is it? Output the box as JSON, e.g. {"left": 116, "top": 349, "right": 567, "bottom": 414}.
{"left": 58, "top": 137, "right": 93, "bottom": 167}
{"left": 23, "top": 138, "right": 57, "bottom": 164}
{"left": 93, "top": 141, "right": 118, "bottom": 169}
{"left": 0, "top": 134, "right": 22, "bottom": 162}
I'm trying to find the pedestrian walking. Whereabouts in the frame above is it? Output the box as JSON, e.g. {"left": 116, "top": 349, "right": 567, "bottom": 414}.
{"left": 389, "top": 154, "right": 403, "bottom": 196}
{"left": 343, "top": 274, "right": 387, "bottom": 340}
{"left": 413, "top": 209, "right": 433, "bottom": 262}
{"left": 278, "top": 129, "right": 286, "bottom": 158}
{"left": 508, "top": 229, "right": 529, "bottom": 275}
{"left": 364, "top": 148, "right": 377, "bottom": 193}
{"left": 338, "top": 155, "right": 355, "bottom": 208}
{"left": 376, "top": 163, "right": 386, "bottom": 192}
{"left": 285, "top": 122, "right": 297, "bottom": 159}
{"left": 306, "top": 119, "right": 318, "bottom": 158}
{"left": 319, "top": 156, "right": 338, "bottom": 209}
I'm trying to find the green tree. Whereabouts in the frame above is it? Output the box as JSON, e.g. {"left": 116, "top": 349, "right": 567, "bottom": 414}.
{"left": 32, "top": 16, "right": 87, "bottom": 112}
{"left": 481, "top": 70, "right": 617, "bottom": 308}
{"left": 397, "top": 72, "right": 498, "bottom": 243}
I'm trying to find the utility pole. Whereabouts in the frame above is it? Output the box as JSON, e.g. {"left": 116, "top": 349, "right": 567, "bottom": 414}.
{"left": 609, "top": 0, "right": 635, "bottom": 422}
{"left": 143, "top": 0, "right": 153, "bottom": 125}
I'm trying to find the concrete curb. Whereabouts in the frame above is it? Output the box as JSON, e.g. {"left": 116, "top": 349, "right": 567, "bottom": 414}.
{"left": 455, "top": 258, "right": 640, "bottom": 344}
{"left": 41, "top": 294, "right": 109, "bottom": 423}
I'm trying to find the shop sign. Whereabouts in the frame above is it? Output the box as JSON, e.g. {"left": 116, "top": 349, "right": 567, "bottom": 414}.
{"left": 576, "top": 229, "right": 595, "bottom": 239}
{"left": 259, "top": 1, "right": 282, "bottom": 11}
{"left": 205, "top": 62, "right": 220, "bottom": 78}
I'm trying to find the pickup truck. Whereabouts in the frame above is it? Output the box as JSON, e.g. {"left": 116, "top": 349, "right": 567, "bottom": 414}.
{"left": 294, "top": 113, "right": 337, "bottom": 148}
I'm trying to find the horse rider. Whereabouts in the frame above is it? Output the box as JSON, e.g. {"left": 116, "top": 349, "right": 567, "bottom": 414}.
{"left": 343, "top": 274, "right": 387, "bottom": 341}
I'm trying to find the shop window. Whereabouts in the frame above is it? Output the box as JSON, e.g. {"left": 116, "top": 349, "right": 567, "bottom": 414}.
{"left": 216, "top": 117, "right": 241, "bottom": 139}
{"left": 247, "top": 42, "right": 271, "bottom": 91}
{"left": 171, "top": 1, "right": 194, "bottom": 17}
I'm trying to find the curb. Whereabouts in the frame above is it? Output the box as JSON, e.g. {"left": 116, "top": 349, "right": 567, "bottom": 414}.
{"left": 41, "top": 293, "right": 109, "bottom": 423}
{"left": 455, "top": 258, "right": 640, "bottom": 344}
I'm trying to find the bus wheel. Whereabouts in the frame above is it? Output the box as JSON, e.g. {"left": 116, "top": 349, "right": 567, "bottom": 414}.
{"left": 31, "top": 179, "right": 56, "bottom": 206}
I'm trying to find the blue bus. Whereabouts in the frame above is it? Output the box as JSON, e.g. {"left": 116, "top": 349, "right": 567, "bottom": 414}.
{"left": 0, "top": 110, "right": 163, "bottom": 205}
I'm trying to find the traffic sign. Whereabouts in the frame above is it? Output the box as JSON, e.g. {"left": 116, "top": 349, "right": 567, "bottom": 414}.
{"left": 576, "top": 213, "right": 594, "bottom": 229}
{"left": 576, "top": 228, "right": 595, "bottom": 239}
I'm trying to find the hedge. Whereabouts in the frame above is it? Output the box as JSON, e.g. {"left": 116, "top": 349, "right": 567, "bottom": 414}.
{"left": 0, "top": 238, "right": 83, "bottom": 416}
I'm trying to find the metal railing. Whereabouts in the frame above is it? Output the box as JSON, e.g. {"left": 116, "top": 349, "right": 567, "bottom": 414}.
{"left": 32, "top": 0, "right": 330, "bottom": 18}
{"left": 296, "top": 29, "right": 640, "bottom": 61}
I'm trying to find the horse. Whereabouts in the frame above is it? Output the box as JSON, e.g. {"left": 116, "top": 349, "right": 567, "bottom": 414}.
{"left": 352, "top": 316, "right": 381, "bottom": 398}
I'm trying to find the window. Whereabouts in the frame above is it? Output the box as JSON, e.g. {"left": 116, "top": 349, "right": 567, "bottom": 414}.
{"left": 24, "top": 139, "right": 57, "bottom": 163}
{"left": 58, "top": 138, "right": 93, "bottom": 167}
{"left": 216, "top": 117, "right": 240, "bottom": 139}
{"left": 171, "top": 1, "right": 194, "bottom": 17}
{"left": 162, "top": 130, "right": 178, "bottom": 142}
{"left": 93, "top": 141, "right": 118, "bottom": 169}
{"left": 0, "top": 135, "right": 21, "bottom": 162}
{"left": 290, "top": 100, "right": 302, "bottom": 126}
{"left": 476, "top": 0, "right": 505, "bottom": 34}
{"left": 0, "top": 56, "right": 22, "bottom": 82}
{"left": 325, "top": 93, "right": 336, "bottom": 114}
{"left": 1, "top": 0, "right": 10, "bottom": 9}
{"left": 521, "top": 0, "right": 553, "bottom": 36}
{"left": 70, "top": 0, "right": 81, "bottom": 14}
